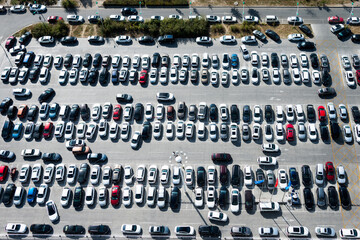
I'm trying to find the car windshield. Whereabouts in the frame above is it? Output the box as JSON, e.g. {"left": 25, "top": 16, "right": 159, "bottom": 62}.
{"left": 47, "top": 203, "right": 55, "bottom": 215}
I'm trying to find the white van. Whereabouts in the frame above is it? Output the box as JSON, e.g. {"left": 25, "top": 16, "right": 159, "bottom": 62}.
{"left": 276, "top": 106, "right": 284, "bottom": 122}
{"left": 259, "top": 201, "right": 280, "bottom": 212}
{"left": 266, "top": 15, "right": 279, "bottom": 24}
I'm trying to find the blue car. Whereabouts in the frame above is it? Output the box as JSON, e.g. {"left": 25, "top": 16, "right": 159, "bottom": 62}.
{"left": 231, "top": 54, "right": 239, "bottom": 67}
{"left": 49, "top": 103, "right": 59, "bottom": 119}
{"left": 27, "top": 187, "right": 37, "bottom": 204}
{"left": 289, "top": 167, "right": 299, "bottom": 187}
{"left": 111, "top": 70, "right": 119, "bottom": 84}
{"left": 12, "top": 123, "right": 23, "bottom": 139}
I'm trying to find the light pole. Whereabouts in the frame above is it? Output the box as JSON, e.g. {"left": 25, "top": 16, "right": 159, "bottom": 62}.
{"left": 349, "top": 2, "right": 354, "bottom": 23}
{"left": 139, "top": 1, "right": 142, "bottom": 15}
{"left": 189, "top": 1, "right": 192, "bottom": 15}
{"left": 242, "top": 1, "right": 245, "bottom": 21}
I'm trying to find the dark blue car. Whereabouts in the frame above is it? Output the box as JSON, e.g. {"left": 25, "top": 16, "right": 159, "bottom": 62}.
{"left": 27, "top": 187, "right": 37, "bottom": 204}
{"left": 231, "top": 54, "right": 239, "bottom": 67}
{"left": 111, "top": 70, "right": 119, "bottom": 84}
{"left": 289, "top": 167, "right": 299, "bottom": 187}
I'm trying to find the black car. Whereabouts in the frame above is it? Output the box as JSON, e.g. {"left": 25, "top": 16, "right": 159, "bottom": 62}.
{"left": 116, "top": 94, "right": 133, "bottom": 103}
{"left": 177, "top": 102, "right": 186, "bottom": 120}
{"left": 209, "top": 104, "right": 218, "bottom": 121}
{"left": 218, "top": 186, "right": 228, "bottom": 208}
{"left": 42, "top": 153, "right": 61, "bottom": 161}
{"left": 158, "top": 35, "right": 175, "bottom": 44}
{"left": 60, "top": 36, "right": 77, "bottom": 44}
{"left": 2, "top": 120, "right": 13, "bottom": 139}
{"left": 0, "top": 97, "right": 13, "bottom": 114}
{"left": 306, "top": 104, "right": 316, "bottom": 122}
{"left": 77, "top": 163, "right": 89, "bottom": 184}
{"left": 352, "top": 34, "right": 360, "bottom": 43}
{"left": 134, "top": 103, "right": 144, "bottom": 121}
{"left": 27, "top": 105, "right": 38, "bottom": 121}
{"left": 23, "top": 51, "right": 35, "bottom": 67}
{"left": 63, "top": 225, "right": 86, "bottom": 235}
{"left": 30, "top": 224, "right": 52, "bottom": 234}
{"left": 351, "top": 106, "right": 360, "bottom": 123}
{"left": 256, "top": 168, "right": 265, "bottom": 186}
{"left": 337, "top": 28, "right": 352, "bottom": 40}
{"left": 270, "top": 53, "right": 279, "bottom": 68}
{"left": 230, "top": 104, "right": 239, "bottom": 122}
{"left": 80, "top": 104, "right": 90, "bottom": 120}
{"left": 328, "top": 186, "right": 338, "bottom": 209}
{"left": 19, "top": 31, "right": 32, "bottom": 44}
{"left": 64, "top": 53, "right": 73, "bottom": 68}
{"left": 142, "top": 121, "right": 151, "bottom": 140}
{"left": 93, "top": 53, "right": 102, "bottom": 68}
{"left": 303, "top": 187, "right": 314, "bottom": 210}
{"left": 29, "top": 67, "right": 40, "bottom": 82}
{"left": 139, "top": 36, "right": 155, "bottom": 44}
{"left": 231, "top": 164, "right": 240, "bottom": 186}
{"left": 2, "top": 183, "right": 16, "bottom": 204}
{"left": 69, "top": 104, "right": 80, "bottom": 121}
{"left": 289, "top": 167, "right": 299, "bottom": 187}
{"left": 99, "top": 68, "right": 108, "bottom": 84}
{"left": 170, "top": 186, "right": 180, "bottom": 209}
{"left": 299, "top": 24, "right": 312, "bottom": 36}
{"left": 87, "top": 153, "right": 107, "bottom": 164}
{"left": 73, "top": 186, "right": 84, "bottom": 209}
{"left": 198, "top": 225, "right": 221, "bottom": 237}
{"left": 265, "top": 29, "right": 280, "bottom": 41}
{"left": 320, "top": 125, "right": 329, "bottom": 141}
{"left": 88, "top": 68, "right": 99, "bottom": 84}
{"left": 152, "top": 52, "right": 161, "bottom": 68}
{"left": 38, "top": 88, "right": 55, "bottom": 103}
{"left": 7, "top": 106, "right": 17, "bottom": 120}
{"left": 310, "top": 53, "right": 319, "bottom": 69}
{"left": 265, "top": 105, "right": 273, "bottom": 122}
{"left": 318, "top": 87, "right": 336, "bottom": 98}
{"left": 245, "top": 190, "right": 254, "bottom": 210}
{"left": 297, "top": 41, "right": 315, "bottom": 50}
{"left": 301, "top": 165, "right": 312, "bottom": 186}
{"left": 88, "top": 225, "right": 110, "bottom": 235}
{"left": 0, "top": 150, "right": 15, "bottom": 161}
{"left": 33, "top": 122, "right": 43, "bottom": 139}
{"left": 330, "top": 122, "right": 340, "bottom": 139}
{"left": 220, "top": 165, "right": 228, "bottom": 185}
{"left": 339, "top": 186, "right": 351, "bottom": 209}
{"left": 196, "top": 166, "right": 206, "bottom": 187}
{"left": 83, "top": 53, "right": 92, "bottom": 68}
{"left": 243, "top": 105, "right": 251, "bottom": 122}
{"left": 322, "top": 70, "right": 331, "bottom": 86}
{"left": 121, "top": 7, "right": 137, "bottom": 16}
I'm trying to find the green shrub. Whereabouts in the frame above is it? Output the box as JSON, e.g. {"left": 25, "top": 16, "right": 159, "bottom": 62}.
{"left": 239, "top": 21, "right": 259, "bottom": 33}
{"left": 31, "top": 21, "right": 69, "bottom": 39}
{"left": 146, "top": 0, "right": 188, "bottom": 6}
{"left": 103, "top": 0, "right": 139, "bottom": 7}
{"left": 62, "top": 0, "right": 78, "bottom": 9}
{"left": 11, "top": 0, "right": 57, "bottom": 5}
{"left": 210, "top": 24, "right": 225, "bottom": 34}
{"left": 230, "top": 25, "right": 241, "bottom": 33}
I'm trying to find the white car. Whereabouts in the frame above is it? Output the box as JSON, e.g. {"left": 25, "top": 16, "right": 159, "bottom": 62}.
{"left": 290, "top": 54, "right": 298, "bottom": 68}
{"left": 145, "top": 103, "right": 153, "bottom": 120}
{"left": 259, "top": 227, "right": 279, "bottom": 237}
{"left": 253, "top": 105, "right": 261, "bottom": 122}
{"left": 208, "top": 211, "right": 228, "bottom": 222}
{"left": 5, "top": 223, "right": 27, "bottom": 234}
{"left": 185, "top": 122, "right": 194, "bottom": 138}
{"left": 124, "top": 165, "right": 134, "bottom": 185}
{"left": 251, "top": 51, "right": 258, "bottom": 65}
{"left": 67, "top": 15, "right": 84, "bottom": 23}
{"left": 64, "top": 122, "right": 74, "bottom": 140}
{"left": 312, "top": 70, "right": 321, "bottom": 84}
{"left": 286, "top": 105, "right": 295, "bottom": 122}
{"left": 207, "top": 186, "right": 216, "bottom": 208}
{"left": 148, "top": 165, "right": 158, "bottom": 184}
{"left": 19, "top": 164, "right": 30, "bottom": 183}
{"left": 58, "top": 69, "right": 68, "bottom": 85}
{"left": 343, "top": 125, "right": 353, "bottom": 143}
{"left": 230, "top": 123, "right": 238, "bottom": 141}
{"left": 166, "top": 122, "right": 174, "bottom": 139}
{"left": 160, "top": 165, "right": 170, "bottom": 184}
{"left": 206, "top": 15, "right": 221, "bottom": 23}
{"left": 345, "top": 71, "right": 356, "bottom": 87}
{"left": 185, "top": 166, "right": 194, "bottom": 186}
{"left": 220, "top": 35, "right": 236, "bottom": 44}
{"left": 196, "top": 36, "right": 212, "bottom": 44}
{"left": 98, "top": 187, "right": 108, "bottom": 207}
{"left": 134, "top": 184, "right": 144, "bottom": 204}
{"left": 151, "top": 15, "right": 164, "bottom": 21}
{"left": 37, "top": 184, "right": 48, "bottom": 204}
{"left": 259, "top": 201, "right": 280, "bottom": 212}
{"left": 298, "top": 122, "right": 307, "bottom": 140}
{"left": 327, "top": 102, "right": 337, "bottom": 121}
{"left": 112, "top": 54, "right": 121, "bottom": 68}
{"left": 272, "top": 68, "right": 280, "bottom": 84}
{"left": 98, "top": 119, "right": 108, "bottom": 138}
{"left": 157, "top": 187, "right": 166, "bottom": 208}
{"left": 264, "top": 124, "right": 273, "bottom": 141}
{"left": 131, "top": 131, "right": 141, "bottom": 149}
{"left": 194, "top": 187, "right": 203, "bottom": 207}
{"left": 315, "top": 227, "right": 336, "bottom": 237}
{"left": 109, "top": 122, "right": 119, "bottom": 140}
{"left": 67, "top": 164, "right": 77, "bottom": 185}
{"left": 86, "top": 123, "right": 97, "bottom": 140}
{"left": 159, "top": 67, "right": 168, "bottom": 84}
{"left": 251, "top": 67, "right": 259, "bottom": 84}
{"left": 210, "top": 70, "right": 219, "bottom": 85}
{"left": 122, "top": 224, "right": 141, "bottom": 235}
{"left": 339, "top": 228, "right": 360, "bottom": 239}
{"left": 169, "top": 14, "right": 182, "bottom": 19}
{"left": 43, "top": 164, "right": 55, "bottom": 184}
{"left": 31, "top": 164, "right": 42, "bottom": 183}
{"left": 221, "top": 71, "right": 229, "bottom": 85}
{"left": 91, "top": 104, "right": 101, "bottom": 121}
{"left": 90, "top": 165, "right": 101, "bottom": 185}
{"left": 123, "top": 187, "right": 132, "bottom": 207}
{"left": 149, "top": 68, "right": 158, "bottom": 84}
{"left": 24, "top": 122, "right": 34, "bottom": 140}
{"left": 354, "top": 125, "right": 360, "bottom": 143}
{"left": 169, "top": 66, "right": 178, "bottom": 83}
{"left": 292, "top": 68, "right": 301, "bottom": 84}
{"left": 222, "top": 15, "right": 237, "bottom": 23}
{"left": 257, "top": 157, "right": 277, "bottom": 166}
{"left": 339, "top": 104, "right": 348, "bottom": 120}
{"left": 286, "top": 226, "right": 309, "bottom": 237}
{"left": 120, "top": 122, "right": 130, "bottom": 140}
{"left": 302, "top": 69, "right": 310, "bottom": 83}
{"left": 179, "top": 68, "right": 187, "bottom": 82}
{"left": 128, "top": 15, "right": 143, "bottom": 22}
{"left": 103, "top": 166, "right": 112, "bottom": 186}
{"left": 209, "top": 122, "right": 217, "bottom": 140}
{"left": 288, "top": 33, "right": 305, "bottom": 41}
{"left": 243, "top": 166, "right": 253, "bottom": 186}
{"left": 230, "top": 189, "right": 240, "bottom": 212}
{"left": 136, "top": 165, "right": 146, "bottom": 182}
{"left": 13, "top": 88, "right": 31, "bottom": 97}
{"left": 174, "top": 226, "right": 195, "bottom": 236}
{"left": 60, "top": 187, "right": 71, "bottom": 206}
{"left": 55, "top": 164, "right": 65, "bottom": 182}
{"left": 244, "top": 15, "right": 259, "bottom": 23}
{"left": 153, "top": 121, "right": 162, "bottom": 139}
{"left": 278, "top": 169, "right": 288, "bottom": 190}
{"left": 342, "top": 55, "right": 351, "bottom": 69}
{"left": 46, "top": 200, "right": 59, "bottom": 222}
{"left": 308, "top": 123, "right": 318, "bottom": 141}
{"left": 241, "top": 35, "right": 257, "bottom": 44}
{"left": 85, "top": 186, "right": 95, "bottom": 206}
{"left": 337, "top": 165, "right": 346, "bottom": 185}
{"left": 231, "top": 69, "right": 239, "bottom": 85}
{"left": 38, "top": 68, "right": 49, "bottom": 84}
{"left": 287, "top": 16, "right": 303, "bottom": 24}
{"left": 115, "top": 35, "right": 132, "bottom": 44}
{"left": 13, "top": 187, "right": 24, "bottom": 206}
{"left": 252, "top": 123, "right": 261, "bottom": 140}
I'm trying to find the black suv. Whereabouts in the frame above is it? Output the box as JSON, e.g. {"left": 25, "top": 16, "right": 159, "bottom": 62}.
{"left": 170, "top": 187, "right": 180, "bottom": 209}
{"left": 198, "top": 225, "right": 220, "bottom": 237}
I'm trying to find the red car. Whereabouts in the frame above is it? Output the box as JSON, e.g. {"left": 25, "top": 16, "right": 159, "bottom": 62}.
{"left": 325, "top": 161, "right": 335, "bottom": 181}
{"left": 328, "top": 16, "right": 344, "bottom": 24}
{"left": 43, "top": 122, "right": 53, "bottom": 138}
{"left": 5, "top": 36, "right": 16, "bottom": 50}
{"left": 17, "top": 104, "right": 28, "bottom": 119}
{"left": 318, "top": 106, "right": 326, "bottom": 122}
{"left": 0, "top": 165, "right": 8, "bottom": 181}
{"left": 139, "top": 70, "right": 148, "bottom": 84}
{"left": 286, "top": 124, "right": 295, "bottom": 141}
{"left": 113, "top": 104, "right": 122, "bottom": 121}
{"left": 47, "top": 16, "right": 64, "bottom": 23}
{"left": 356, "top": 70, "right": 360, "bottom": 85}
{"left": 111, "top": 185, "right": 120, "bottom": 206}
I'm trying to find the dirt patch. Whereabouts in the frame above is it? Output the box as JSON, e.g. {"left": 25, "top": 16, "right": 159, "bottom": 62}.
{"left": 84, "top": 24, "right": 96, "bottom": 36}
{"left": 71, "top": 25, "right": 84, "bottom": 37}
{"left": 349, "top": 26, "right": 360, "bottom": 34}
{"left": 193, "top": 0, "right": 344, "bottom": 7}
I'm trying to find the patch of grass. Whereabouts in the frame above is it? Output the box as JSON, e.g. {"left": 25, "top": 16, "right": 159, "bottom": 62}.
{"left": 84, "top": 24, "right": 95, "bottom": 36}
{"left": 30, "top": 20, "right": 69, "bottom": 38}
{"left": 193, "top": 0, "right": 346, "bottom": 6}
{"left": 71, "top": 25, "right": 84, "bottom": 37}
{"left": 146, "top": 0, "right": 188, "bottom": 6}
{"left": 103, "top": 0, "right": 138, "bottom": 7}
{"left": 210, "top": 24, "right": 226, "bottom": 37}
{"left": 62, "top": 0, "right": 78, "bottom": 9}
{"left": 11, "top": 0, "right": 57, "bottom": 5}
